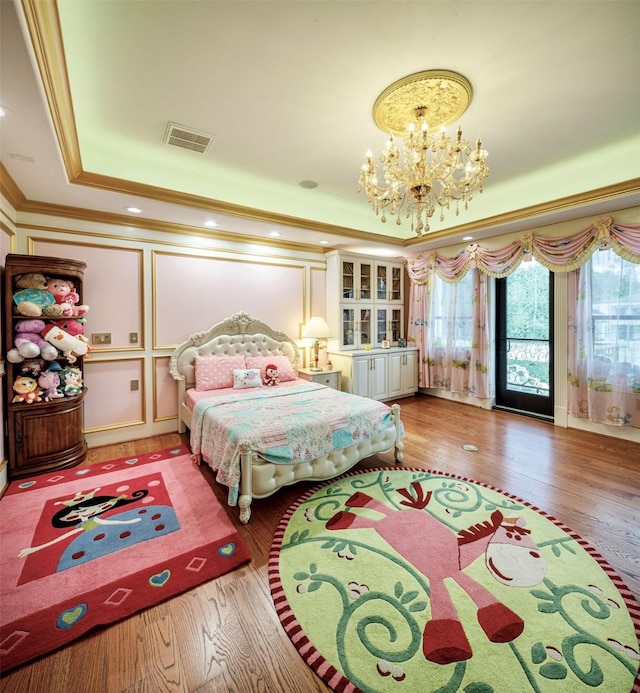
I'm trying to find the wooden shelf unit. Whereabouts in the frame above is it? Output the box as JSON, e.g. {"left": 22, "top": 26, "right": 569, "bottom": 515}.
{"left": 3, "top": 254, "right": 88, "bottom": 478}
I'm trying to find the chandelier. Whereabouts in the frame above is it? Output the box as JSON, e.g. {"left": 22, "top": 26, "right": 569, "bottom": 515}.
{"left": 357, "top": 70, "right": 489, "bottom": 236}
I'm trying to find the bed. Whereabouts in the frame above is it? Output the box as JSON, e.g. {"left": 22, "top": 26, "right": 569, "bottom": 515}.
{"left": 169, "top": 311, "right": 404, "bottom": 523}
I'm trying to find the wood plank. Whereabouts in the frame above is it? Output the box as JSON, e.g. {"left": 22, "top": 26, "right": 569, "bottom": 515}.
{"left": 1, "top": 394, "right": 638, "bottom": 692}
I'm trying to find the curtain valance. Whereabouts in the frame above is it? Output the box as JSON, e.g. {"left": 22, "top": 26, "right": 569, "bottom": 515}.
{"left": 407, "top": 216, "right": 640, "bottom": 284}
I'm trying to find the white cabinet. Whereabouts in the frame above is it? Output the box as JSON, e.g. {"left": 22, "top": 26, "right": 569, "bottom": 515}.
{"left": 351, "top": 353, "right": 388, "bottom": 400}
{"left": 327, "top": 251, "right": 406, "bottom": 351}
{"left": 328, "top": 348, "right": 418, "bottom": 402}
{"left": 388, "top": 349, "right": 419, "bottom": 398}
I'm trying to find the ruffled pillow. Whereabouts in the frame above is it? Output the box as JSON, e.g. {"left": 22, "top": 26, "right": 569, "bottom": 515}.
{"left": 245, "top": 355, "right": 297, "bottom": 383}
{"left": 232, "top": 368, "right": 263, "bottom": 389}
{"left": 194, "top": 354, "right": 246, "bottom": 391}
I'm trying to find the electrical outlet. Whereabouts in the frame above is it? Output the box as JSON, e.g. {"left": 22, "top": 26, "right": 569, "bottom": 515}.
{"left": 92, "top": 332, "right": 112, "bottom": 345}
{"left": 130, "top": 379, "right": 139, "bottom": 391}
{"left": 129, "top": 332, "right": 138, "bottom": 344}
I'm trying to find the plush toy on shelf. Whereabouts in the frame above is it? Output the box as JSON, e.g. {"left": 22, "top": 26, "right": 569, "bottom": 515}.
{"left": 264, "top": 364, "right": 280, "bottom": 386}
{"left": 38, "top": 362, "right": 64, "bottom": 401}
{"left": 40, "top": 323, "right": 91, "bottom": 363}
{"left": 20, "top": 358, "right": 46, "bottom": 377}
{"left": 45, "top": 277, "right": 89, "bottom": 317}
{"left": 12, "top": 375, "right": 44, "bottom": 404}
{"left": 12, "top": 273, "right": 66, "bottom": 318}
{"left": 6, "top": 319, "right": 59, "bottom": 363}
{"left": 60, "top": 366, "right": 83, "bottom": 396}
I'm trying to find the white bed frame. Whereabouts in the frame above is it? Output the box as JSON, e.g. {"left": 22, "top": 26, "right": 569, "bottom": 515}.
{"left": 169, "top": 311, "right": 404, "bottom": 522}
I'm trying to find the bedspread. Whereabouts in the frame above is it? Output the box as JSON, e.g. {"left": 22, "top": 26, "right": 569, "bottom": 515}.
{"left": 190, "top": 381, "right": 400, "bottom": 505}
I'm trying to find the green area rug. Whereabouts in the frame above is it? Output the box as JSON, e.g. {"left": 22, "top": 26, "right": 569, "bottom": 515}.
{"left": 269, "top": 468, "right": 640, "bottom": 692}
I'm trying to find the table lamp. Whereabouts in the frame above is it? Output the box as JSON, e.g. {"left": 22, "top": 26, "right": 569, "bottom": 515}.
{"left": 301, "top": 317, "right": 331, "bottom": 371}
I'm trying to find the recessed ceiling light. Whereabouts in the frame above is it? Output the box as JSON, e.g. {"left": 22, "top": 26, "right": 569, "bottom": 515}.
{"left": 320, "top": 241, "right": 329, "bottom": 245}
{"left": 203, "top": 220, "right": 217, "bottom": 227}
{"left": 462, "top": 235, "right": 473, "bottom": 241}
{"left": 269, "top": 231, "right": 281, "bottom": 238}
{"left": 125, "top": 206, "right": 142, "bottom": 214}
{"left": 299, "top": 180, "right": 318, "bottom": 189}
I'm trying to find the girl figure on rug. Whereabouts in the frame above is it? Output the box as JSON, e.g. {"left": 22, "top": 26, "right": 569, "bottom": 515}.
{"left": 18, "top": 486, "right": 149, "bottom": 558}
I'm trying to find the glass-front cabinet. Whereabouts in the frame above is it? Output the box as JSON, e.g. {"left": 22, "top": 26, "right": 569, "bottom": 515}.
{"left": 340, "top": 306, "right": 373, "bottom": 349}
{"left": 341, "top": 258, "right": 373, "bottom": 301}
{"left": 327, "top": 251, "right": 407, "bottom": 352}
{"left": 375, "top": 307, "right": 403, "bottom": 345}
{"left": 376, "top": 262, "right": 403, "bottom": 303}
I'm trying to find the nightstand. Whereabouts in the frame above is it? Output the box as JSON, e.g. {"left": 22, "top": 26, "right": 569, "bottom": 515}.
{"left": 297, "top": 367, "right": 342, "bottom": 391}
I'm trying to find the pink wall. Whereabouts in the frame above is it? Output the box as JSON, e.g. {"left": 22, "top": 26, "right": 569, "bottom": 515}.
{"left": 154, "top": 252, "right": 306, "bottom": 346}
{"left": 4, "top": 238, "right": 324, "bottom": 444}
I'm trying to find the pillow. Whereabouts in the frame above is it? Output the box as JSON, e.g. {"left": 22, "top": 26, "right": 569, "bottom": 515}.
{"left": 245, "top": 355, "right": 297, "bottom": 383}
{"left": 194, "top": 355, "right": 246, "bottom": 391}
{"left": 232, "top": 368, "right": 263, "bottom": 389}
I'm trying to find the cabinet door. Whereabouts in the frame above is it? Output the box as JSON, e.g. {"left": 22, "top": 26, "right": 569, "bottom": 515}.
{"left": 389, "top": 307, "right": 403, "bottom": 344}
{"left": 390, "top": 265, "right": 403, "bottom": 302}
{"left": 401, "top": 350, "right": 418, "bottom": 394}
{"left": 376, "top": 263, "right": 389, "bottom": 302}
{"left": 375, "top": 307, "right": 388, "bottom": 346}
{"left": 340, "top": 307, "right": 356, "bottom": 349}
{"left": 341, "top": 258, "right": 373, "bottom": 301}
{"left": 357, "top": 307, "right": 372, "bottom": 348}
{"left": 10, "top": 394, "right": 87, "bottom": 477}
{"left": 388, "top": 351, "right": 418, "bottom": 397}
{"left": 358, "top": 260, "right": 373, "bottom": 301}
{"left": 369, "top": 354, "right": 388, "bottom": 400}
{"left": 375, "top": 262, "right": 404, "bottom": 303}
{"left": 352, "top": 357, "right": 371, "bottom": 398}
{"left": 387, "top": 351, "right": 405, "bottom": 398}
{"left": 341, "top": 259, "right": 355, "bottom": 300}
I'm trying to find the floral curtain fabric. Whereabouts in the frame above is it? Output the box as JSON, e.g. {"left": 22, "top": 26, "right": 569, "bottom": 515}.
{"left": 407, "top": 216, "right": 640, "bottom": 428}
{"left": 409, "top": 270, "right": 491, "bottom": 397}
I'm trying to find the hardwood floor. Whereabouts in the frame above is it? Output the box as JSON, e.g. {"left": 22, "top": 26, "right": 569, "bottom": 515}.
{"left": 1, "top": 394, "right": 638, "bottom": 692}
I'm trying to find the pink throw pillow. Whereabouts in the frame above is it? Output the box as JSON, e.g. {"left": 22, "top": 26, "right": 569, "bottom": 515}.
{"left": 195, "top": 355, "right": 246, "bottom": 391}
{"left": 245, "top": 355, "right": 297, "bottom": 383}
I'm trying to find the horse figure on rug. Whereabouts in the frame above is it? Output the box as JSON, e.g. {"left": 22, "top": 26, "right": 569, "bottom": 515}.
{"left": 326, "top": 481, "right": 547, "bottom": 664}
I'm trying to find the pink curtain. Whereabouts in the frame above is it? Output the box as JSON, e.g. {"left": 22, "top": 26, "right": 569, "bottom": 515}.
{"left": 408, "top": 269, "right": 490, "bottom": 397}
{"left": 407, "top": 216, "right": 640, "bottom": 426}
{"left": 567, "top": 255, "right": 640, "bottom": 427}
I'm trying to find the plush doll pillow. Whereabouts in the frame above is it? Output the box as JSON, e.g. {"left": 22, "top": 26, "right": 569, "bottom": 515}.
{"left": 195, "top": 355, "right": 246, "bottom": 391}
{"left": 245, "top": 355, "right": 297, "bottom": 383}
{"left": 232, "top": 368, "right": 263, "bottom": 389}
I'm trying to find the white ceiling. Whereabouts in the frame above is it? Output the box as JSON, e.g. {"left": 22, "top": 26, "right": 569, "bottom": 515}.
{"left": 1, "top": 0, "right": 639, "bottom": 256}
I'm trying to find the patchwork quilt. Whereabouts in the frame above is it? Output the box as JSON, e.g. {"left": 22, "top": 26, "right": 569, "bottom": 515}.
{"left": 191, "top": 381, "right": 399, "bottom": 505}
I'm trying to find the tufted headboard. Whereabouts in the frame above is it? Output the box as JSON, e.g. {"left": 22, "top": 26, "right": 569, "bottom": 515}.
{"left": 169, "top": 311, "right": 301, "bottom": 393}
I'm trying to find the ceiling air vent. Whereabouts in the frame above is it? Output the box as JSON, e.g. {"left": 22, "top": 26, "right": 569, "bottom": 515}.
{"left": 163, "top": 122, "right": 215, "bottom": 154}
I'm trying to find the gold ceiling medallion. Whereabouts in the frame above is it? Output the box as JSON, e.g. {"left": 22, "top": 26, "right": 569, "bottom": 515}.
{"left": 358, "top": 69, "right": 489, "bottom": 236}
{"left": 373, "top": 70, "right": 473, "bottom": 136}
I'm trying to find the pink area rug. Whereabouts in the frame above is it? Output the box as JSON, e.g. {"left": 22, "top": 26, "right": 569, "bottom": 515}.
{"left": 0, "top": 446, "right": 250, "bottom": 672}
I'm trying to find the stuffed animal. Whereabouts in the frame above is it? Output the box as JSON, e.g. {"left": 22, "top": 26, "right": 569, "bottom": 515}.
{"left": 48, "top": 317, "right": 86, "bottom": 337}
{"left": 38, "top": 362, "right": 64, "bottom": 401}
{"left": 264, "top": 364, "right": 280, "bottom": 386}
{"left": 21, "top": 358, "right": 46, "bottom": 376}
{"left": 40, "top": 324, "right": 91, "bottom": 363}
{"left": 12, "top": 273, "right": 65, "bottom": 317}
{"left": 12, "top": 376, "right": 43, "bottom": 404}
{"left": 60, "top": 366, "right": 83, "bottom": 396}
{"left": 45, "top": 277, "right": 89, "bottom": 317}
{"left": 6, "top": 319, "right": 59, "bottom": 363}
